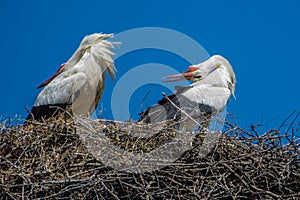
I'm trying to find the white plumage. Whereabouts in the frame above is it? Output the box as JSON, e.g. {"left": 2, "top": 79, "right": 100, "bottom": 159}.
{"left": 139, "top": 55, "right": 236, "bottom": 124}
{"left": 27, "top": 33, "right": 118, "bottom": 120}
{"left": 179, "top": 55, "right": 235, "bottom": 110}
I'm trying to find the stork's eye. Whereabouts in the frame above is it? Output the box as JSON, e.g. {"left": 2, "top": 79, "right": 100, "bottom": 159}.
{"left": 193, "top": 75, "right": 202, "bottom": 79}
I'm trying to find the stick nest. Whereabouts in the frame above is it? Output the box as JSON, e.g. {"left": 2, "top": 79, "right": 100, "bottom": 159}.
{"left": 1, "top": 113, "right": 300, "bottom": 199}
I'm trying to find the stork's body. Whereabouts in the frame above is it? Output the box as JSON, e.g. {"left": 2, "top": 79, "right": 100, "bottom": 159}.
{"left": 27, "top": 33, "right": 117, "bottom": 120}
{"left": 139, "top": 55, "right": 236, "bottom": 124}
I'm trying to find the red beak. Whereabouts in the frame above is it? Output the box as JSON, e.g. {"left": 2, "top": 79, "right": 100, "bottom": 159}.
{"left": 163, "top": 66, "right": 197, "bottom": 82}
{"left": 37, "top": 63, "right": 66, "bottom": 89}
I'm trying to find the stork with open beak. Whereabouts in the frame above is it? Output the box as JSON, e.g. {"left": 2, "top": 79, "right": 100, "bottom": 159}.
{"left": 139, "top": 55, "right": 236, "bottom": 125}
{"left": 26, "top": 33, "right": 118, "bottom": 121}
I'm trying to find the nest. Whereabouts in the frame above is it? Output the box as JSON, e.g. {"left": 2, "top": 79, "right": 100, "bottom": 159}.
{"left": 1, "top": 112, "right": 300, "bottom": 199}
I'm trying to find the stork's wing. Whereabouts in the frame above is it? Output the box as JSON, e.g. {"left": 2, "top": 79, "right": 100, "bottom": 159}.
{"left": 138, "top": 85, "right": 231, "bottom": 124}
{"left": 34, "top": 72, "right": 86, "bottom": 107}
{"left": 182, "top": 85, "right": 231, "bottom": 111}
{"left": 138, "top": 92, "right": 216, "bottom": 124}
{"left": 26, "top": 72, "right": 86, "bottom": 120}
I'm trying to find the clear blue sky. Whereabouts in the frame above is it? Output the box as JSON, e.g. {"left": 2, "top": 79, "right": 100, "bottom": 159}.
{"left": 1, "top": 1, "right": 299, "bottom": 129}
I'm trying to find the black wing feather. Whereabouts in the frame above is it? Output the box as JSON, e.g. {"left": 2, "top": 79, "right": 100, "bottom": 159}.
{"left": 26, "top": 103, "right": 69, "bottom": 121}
{"left": 139, "top": 92, "right": 216, "bottom": 123}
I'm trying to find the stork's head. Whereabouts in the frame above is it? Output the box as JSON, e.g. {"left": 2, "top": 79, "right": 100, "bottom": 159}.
{"left": 68, "top": 33, "right": 118, "bottom": 80}
{"left": 163, "top": 55, "right": 236, "bottom": 97}
{"left": 36, "top": 33, "right": 118, "bottom": 89}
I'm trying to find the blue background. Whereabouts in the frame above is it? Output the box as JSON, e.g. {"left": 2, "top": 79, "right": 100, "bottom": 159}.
{"left": 1, "top": 1, "right": 299, "bottom": 130}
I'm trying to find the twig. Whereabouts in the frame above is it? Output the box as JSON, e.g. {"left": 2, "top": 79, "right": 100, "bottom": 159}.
{"left": 161, "top": 92, "right": 201, "bottom": 126}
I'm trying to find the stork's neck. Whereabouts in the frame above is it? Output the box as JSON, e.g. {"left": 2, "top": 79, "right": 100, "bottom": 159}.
{"left": 194, "top": 67, "right": 231, "bottom": 89}
{"left": 63, "top": 46, "right": 86, "bottom": 70}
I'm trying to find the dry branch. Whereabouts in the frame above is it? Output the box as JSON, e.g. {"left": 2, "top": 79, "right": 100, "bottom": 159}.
{"left": 1, "top": 112, "right": 300, "bottom": 199}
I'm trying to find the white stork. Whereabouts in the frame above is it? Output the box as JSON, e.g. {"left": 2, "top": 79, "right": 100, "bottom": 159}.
{"left": 26, "top": 33, "right": 118, "bottom": 120}
{"left": 139, "top": 55, "right": 236, "bottom": 126}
